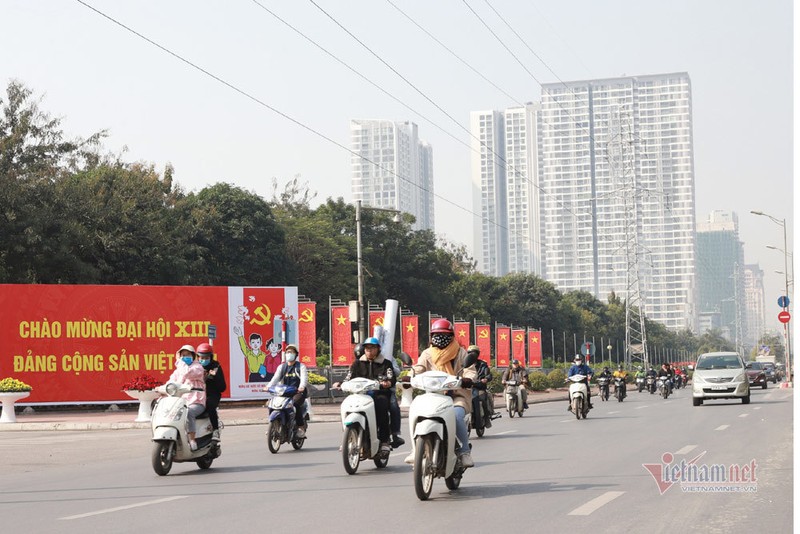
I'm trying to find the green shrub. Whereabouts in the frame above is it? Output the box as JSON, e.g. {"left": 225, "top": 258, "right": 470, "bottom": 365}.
{"left": 488, "top": 369, "right": 504, "bottom": 394}
{"left": 528, "top": 371, "right": 549, "bottom": 391}
{"left": 547, "top": 368, "right": 566, "bottom": 389}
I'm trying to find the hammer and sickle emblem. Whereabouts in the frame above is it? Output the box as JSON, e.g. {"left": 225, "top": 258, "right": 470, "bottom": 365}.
{"left": 478, "top": 329, "right": 489, "bottom": 339}
{"left": 374, "top": 317, "right": 384, "bottom": 326}
{"left": 515, "top": 334, "right": 524, "bottom": 342}
{"left": 250, "top": 304, "right": 272, "bottom": 326}
{"left": 299, "top": 308, "right": 314, "bottom": 322}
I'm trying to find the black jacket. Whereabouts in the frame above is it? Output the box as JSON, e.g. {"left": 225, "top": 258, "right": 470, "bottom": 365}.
{"left": 345, "top": 355, "right": 396, "bottom": 393}
{"left": 204, "top": 360, "right": 227, "bottom": 397}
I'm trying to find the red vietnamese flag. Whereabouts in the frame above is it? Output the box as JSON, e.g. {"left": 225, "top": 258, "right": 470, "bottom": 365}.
{"left": 369, "top": 310, "right": 385, "bottom": 337}
{"left": 401, "top": 314, "right": 420, "bottom": 362}
{"left": 298, "top": 302, "right": 317, "bottom": 368}
{"left": 475, "top": 324, "right": 491, "bottom": 364}
{"left": 511, "top": 328, "right": 526, "bottom": 363}
{"left": 331, "top": 305, "right": 353, "bottom": 366}
{"left": 496, "top": 325, "right": 511, "bottom": 367}
{"left": 528, "top": 329, "right": 542, "bottom": 368}
{"left": 454, "top": 321, "right": 470, "bottom": 349}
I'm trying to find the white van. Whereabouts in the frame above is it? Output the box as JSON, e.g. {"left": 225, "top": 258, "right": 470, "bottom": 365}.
{"left": 691, "top": 351, "right": 750, "bottom": 406}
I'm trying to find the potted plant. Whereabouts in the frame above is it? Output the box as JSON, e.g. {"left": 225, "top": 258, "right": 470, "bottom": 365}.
{"left": 0, "top": 377, "right": 33, "bottom": 423}
{"left": 307, "top": 371, "right": 328, "bottom": 392}
{"left": 122, "top": 374, "right": 163, "bottom": 422}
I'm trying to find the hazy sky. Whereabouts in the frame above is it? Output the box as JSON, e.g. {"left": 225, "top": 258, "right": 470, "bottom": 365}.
{"left": 1, "top": 0, "right": 794, "bottom": 330}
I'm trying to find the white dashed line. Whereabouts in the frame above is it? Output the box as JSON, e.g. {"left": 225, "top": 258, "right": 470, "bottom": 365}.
{"left": 739, "top": 413, "right": 749, "bottom": 418}
{"left": 674, "top": 445, "right": 697, "bottom": 455}
{"left": 715, "top": 425, "right": 730, "bottom": 431}
{"left": 495, "top": 430, "right": 518, "bottom": 435}
{"left": 60, "top": 496, "right": 187, "bottom": 520}
{"left": 635, "top": 406, "right": 649, "bottom": 409}
{"left": 568, "top": 491, "right": 625, "bottom": 516}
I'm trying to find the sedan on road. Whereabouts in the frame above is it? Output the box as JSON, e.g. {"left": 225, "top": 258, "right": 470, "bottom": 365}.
{"left": 745, "top": 362, "right": 768, "bottom": 389}
{"left": 692, "top": 351, "right": 750, "bottom": 406}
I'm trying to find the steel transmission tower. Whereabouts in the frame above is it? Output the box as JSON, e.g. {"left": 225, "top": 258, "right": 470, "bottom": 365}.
{"left": 607, "top": 108, "right": 649, "bottom": 368}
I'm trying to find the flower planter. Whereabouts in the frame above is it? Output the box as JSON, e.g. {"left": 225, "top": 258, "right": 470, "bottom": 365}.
{"left": 124, "top": 389, "right": 162, "bottom": 422}
{"left": 0, "top": 391, "right": 31, "bottom": 423}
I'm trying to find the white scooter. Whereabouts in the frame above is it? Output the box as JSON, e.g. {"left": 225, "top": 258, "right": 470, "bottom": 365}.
{"left": 151, "top": 383, "right": 220, "bottom": 476}
{"left": 407, "top": 352, "right": 478, "bottom": 501}
{"left": 340, "top": 377, "right": 391, "bottom": 474}
{"left": 567, "top": 374, "right": 590, "bottom": 420}
{"left": 504, "top": 380, "right": 526, "bottom": 417}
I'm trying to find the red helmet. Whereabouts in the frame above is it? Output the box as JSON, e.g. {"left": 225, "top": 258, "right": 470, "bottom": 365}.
{"left": 430, "top": 319, "right": 454, "bottom": 334}
{"left": 197, "top": 342, "right": 214, "bottom": 356}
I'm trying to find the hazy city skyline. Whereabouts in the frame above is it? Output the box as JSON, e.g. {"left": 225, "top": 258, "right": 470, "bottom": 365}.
{"left": 1, "top": 0, "right": 793, "bottom": 331}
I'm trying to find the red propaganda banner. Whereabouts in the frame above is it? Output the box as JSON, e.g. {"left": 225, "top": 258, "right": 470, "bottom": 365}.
{"left": 298, "top": 302, "right": 316, "bottom": 368}
{"left": 330, "top": 305, "right": 353, "bottom": 367}
{"left": 511, "top": 328, "right": 526, "bottom": 363}
{"left": 496, "top": 326, "right": 511, "bottom": 367}
{"left": 369, "top": 310, "right": 385, "bottom": 337}
{"left": 454, "top": 321, "right": 471, "bottom": 349}
{"left": 475, "top": 324, "right": 491, "bottom": 364}
{"left": 528, "top": 329, "right": 542, "bottom": 368}
{"left": 401, "top": 315, "right": 420, "bottom": 362}
{"left": 0, "top": 284, "right": 298, "bottom": 404}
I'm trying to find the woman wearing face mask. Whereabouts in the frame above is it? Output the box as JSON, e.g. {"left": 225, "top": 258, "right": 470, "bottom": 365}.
{"left": 265, "top": 344, "right": 309, "bottom": 437}
{"left": 197, "top": 343, "right": 226, "bottom": 441}
{"left": 168, "top": 344, "right": 206, "bottom": 451}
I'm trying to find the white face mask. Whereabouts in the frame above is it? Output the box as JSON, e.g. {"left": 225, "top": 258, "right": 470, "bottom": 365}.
{"left": 286, "top": 353, "right": 297, "bottom": 362}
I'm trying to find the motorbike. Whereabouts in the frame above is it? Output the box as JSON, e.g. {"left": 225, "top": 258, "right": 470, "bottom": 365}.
{"left": 636, "top": 376, "right": 645, "bottom": 392}
{"left": 266, "top": 384, "right": 307, "bottom": 453}
{"left": 150, "top": 382, "right": 220, "bottom": 476}
{"left": 340, "top": 376, "right": 392, "bottom": 474}
{"left": 613, "top": 377, "right": 626, "bottom": 402}
{"left": 596, "top": 376, "right": 611, "bottom": 401}
{"left": 656, "top": 376, "right": 670, "bottom": 399}
{"left": 408, "top": 352, "right": 479, "bottom": 501}
{"left": 567, "top": 374, "right": 590, "bottom": 420}
{"left": 504, "top": 380, "right": 526, "bottom": 417}
{"left": 646, "top": 375, "right": 657, "bottom": 394}
{"left": 674, "top": 375, "right": 684, "bottom": 389}
{"left": 470, "top": 387, "right": 499, "bottom": 437}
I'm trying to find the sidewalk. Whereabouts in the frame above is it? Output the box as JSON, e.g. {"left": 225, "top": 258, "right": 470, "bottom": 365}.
{"left": 0, "top": 388, "right": 568, "bottom": 432}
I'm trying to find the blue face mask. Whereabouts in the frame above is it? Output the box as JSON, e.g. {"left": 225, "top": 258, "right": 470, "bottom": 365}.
{"left": 182, "top": 356, "right": 194, "bottom": 366}
{"left": 200, "top": 359, "right": 211, "bottom": 367}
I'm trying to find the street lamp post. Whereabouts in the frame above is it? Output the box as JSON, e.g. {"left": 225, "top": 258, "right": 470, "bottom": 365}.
{"left": 751, "top": 210, "right": 792, "bottom": 385}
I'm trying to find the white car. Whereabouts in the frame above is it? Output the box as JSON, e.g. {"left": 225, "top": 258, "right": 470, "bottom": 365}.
{"left": 691, "top": 351, "right": 750, "bottom": 406}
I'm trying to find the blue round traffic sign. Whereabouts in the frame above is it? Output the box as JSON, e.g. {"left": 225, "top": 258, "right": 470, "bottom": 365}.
{"left": 778, "top": 295, "right": 790, "bottom": 308}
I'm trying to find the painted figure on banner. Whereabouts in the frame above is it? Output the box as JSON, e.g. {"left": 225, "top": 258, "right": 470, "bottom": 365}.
{"left": 234, "top": 326, "right": 268, "bottom": 382}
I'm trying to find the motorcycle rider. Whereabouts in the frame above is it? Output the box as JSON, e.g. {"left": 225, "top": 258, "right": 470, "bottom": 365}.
{"left": 266, "top": 344, "right": 309, "bottom": 438}
{"left": 567, "top": 354, "right": 594, "bottom": 411}
{"left": 612, "top": 365, "right": 628, "bottom": 399}
{"left": 167, "top": 344, "right": 206, "bottom": 451}
{"left": 340, "top": 337, "right": 395, "bottom": 453}
{"left": 597, "top": 366, "right": 613, "bottom": 399}
{"left": 658, "top": 362, "right": 675, "bottom": 393}
{"left": 197, "top": 342, "right": 226, "bottom": 441}
{"left": 406, "top": 319, "right": 477, "bottom": 468}
{"left": 502, "top": 359, "right": 530, "bottom": 410}
{"left": 468, "top": 345, "right": 495, "bottom": 428}
{"left": 645, "top": 365, "right": 658, "bottom": 393}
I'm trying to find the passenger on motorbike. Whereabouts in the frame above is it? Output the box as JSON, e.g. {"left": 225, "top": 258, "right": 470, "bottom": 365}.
{"left": 468, "top": 345, "right": 495, "bottom": 427}
{"left": 567, "top": 355, "right": 594, "bottom": 410}
{"left": 339, "top": 337, "right": 395, "bottom": 453}
{"left": 407, "top": 319, "right": 477, "bottom": 468}
{"left": 197, "top": 343, "right": 226, "bottom": 441}
{"left": 266, "top": 344, "right": 309, "bottom": 437}
{"left": 502, "top": 359, "right": 530, "bottom": 409}
{"left": 167, "top": 344, "right": 206, "bottom": 451}
{"left": 658, "top": 363, "right": 674, "bottom": 393}
{"left": 612, "top": 365, "right": 628, "bottom": 398}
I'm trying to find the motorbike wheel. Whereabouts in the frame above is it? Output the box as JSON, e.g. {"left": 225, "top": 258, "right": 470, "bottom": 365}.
{"left": 268, "top": 420, "right": 282, "bottom": 454}
{"left": 196, "top": 457, "right": 213, "bottom": 470}
{"left": 291, "top": 437, "right": 305, "bottom": 450}
{"left": 638, "top": 384, "right": 643, "bottom": 392}
{"left": 572, "top": 398, "right": 582, "bottom": 420}
{"left": 374, "top": 453, "right": 389, "bottom": 469}
{"left": 414, "top": 435, "right": 436, "bottom": 501}
{"left": 445, "top": 472, "right": 462, "bottom": 490}
{"left": 476, "top": 426, "right": 485, "bottom": 437}
{"left": 151, "top": 441, "right": 174, "bottom": 476}
{"left": 508, "top": 399, "right": 516, "bottom": 418}
{"left": 662, "top": 387, "right": 669, "bottom": 399}
{"left": 342, "top": 425, "right": 361, "bottom": 475}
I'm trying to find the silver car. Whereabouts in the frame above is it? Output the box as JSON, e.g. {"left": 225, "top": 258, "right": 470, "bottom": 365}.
{"left": 691, "top": 351, "right": 750, "bottom": 406}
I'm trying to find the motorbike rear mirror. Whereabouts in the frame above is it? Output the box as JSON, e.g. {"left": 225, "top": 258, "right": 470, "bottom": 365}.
{"left": 399, "top": 352, "right": 413, "bottom": 367}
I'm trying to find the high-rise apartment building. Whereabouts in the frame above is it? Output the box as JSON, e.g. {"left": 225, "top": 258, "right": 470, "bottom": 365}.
{"left": 470, "top": 103, "right": 542, "bottom": 277}
{"left": 743, "top": 264, "right": 766, "bottom": 349}
{"left": 696, "top": 211, "right": 747, "bottom": 347}
{"left": 350, "top": 119, "right": 434, "bottom": 231}
{"left": 538, "top": 73, "right": 696, "bottom": 330}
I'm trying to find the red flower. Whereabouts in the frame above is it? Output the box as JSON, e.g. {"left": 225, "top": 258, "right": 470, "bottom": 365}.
{"left": 121, "top": 374, "right": 162, "bottom": 391}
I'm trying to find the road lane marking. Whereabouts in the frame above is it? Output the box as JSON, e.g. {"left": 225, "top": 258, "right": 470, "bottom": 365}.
{"left": 715, "top": 425, "right": 730, "bottom": 431}
{"left": 674, "top": 445, "right": 697, "bottom": 455}
{"left": 608, "top": 411, "right": 619, "bottom": 414}
{"left": 568, "top": 491, "right": 625, "bottom": 516}
{"left": 59, "top": 496, "right": 187, "bottom": 520}
{"left": 635, "top": 405, "right": 649, "bottom": 409}
{"left": 753, "top": 407, "right": 761, "bottom": 410}
{"left": 739, "top": 413, "right": 749, "bottom": 418}
{"left": 495, "top": 430, "right": 518, "bottom": 435}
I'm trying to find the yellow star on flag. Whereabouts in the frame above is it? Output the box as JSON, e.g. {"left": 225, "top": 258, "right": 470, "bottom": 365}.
{"left": 458, "top": 329, "right": 467, "bottom": 338}
{"left": 336, "top": 314, "right": 347, "bottom": 325}
{"left": 531, "top": 336, "right": 539, "bottom": 343}
{"left": 406, "top": 323, "right": 415, "bottom": 332}
{"left": 500, "top": 332, "right": 507, "bottom": 340}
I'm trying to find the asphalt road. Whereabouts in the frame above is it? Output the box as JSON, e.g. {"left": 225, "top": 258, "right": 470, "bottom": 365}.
{"left": 0, "top": 386, "right": 792, "bottom": 533}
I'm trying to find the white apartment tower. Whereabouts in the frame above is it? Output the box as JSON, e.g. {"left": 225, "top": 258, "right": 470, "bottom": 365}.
{"left": 539, "top": 73, "right": 696, "bottom": 330}
{"left": 470, "top": 103, "right": 542, "bottom": 276}
{"left": 743, "top": 264, "right": 766, "bottom": 349}
{"left": 350, "top": 119, "right": 434, "bottom": 231}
